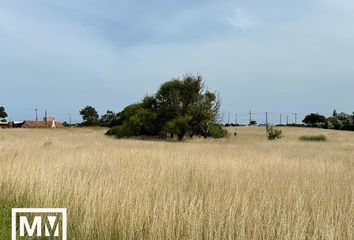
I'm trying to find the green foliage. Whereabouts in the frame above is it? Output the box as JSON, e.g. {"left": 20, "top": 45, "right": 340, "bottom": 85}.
{"left": 106, "top": 75, "right": 222, "bottom": 141}
{"left": 332, "top": 109, "right": 338, "bottom": 117}
{"left": 266, "top": 126, "right": 283, "bottom": 140}
{"left": 299, "top": 135, "right": 327, "bottom": 142}
{"left": 325, "top": 111, "right": 354, "bottom": 131}
{"left": 106, "top": 125, "right": 134, "bottom": 138}
{"left": 79, "top": 105, "right": 99, "bottom": 126}
{"left": 164, "top": 116, "right": 192, "bottom": 140}
{"left": 327, "top": 116, "right": 342, "bottom": 130}
{"left": 303, "top": 113, "right": 327, "bottom": 127}
{"left": 208, "top": 124, "right": 227, "bottom": 138}
{"left": 336, "top": 112, "right": 353, "bottom": 130}
{"left": 99, "top": 110, "right": 119, "bottom": 127}
{"left": 249, "top": 120, "right": 257, "bottom": 126}
{"left": 0, "top": 106, "right": 7, "bottom": 120}
{"left": 298, "top": 111, "right": 354, "bottom": 132}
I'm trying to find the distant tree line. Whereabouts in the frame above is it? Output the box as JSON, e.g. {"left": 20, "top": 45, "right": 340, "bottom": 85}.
{"left": 302, "top": 110, "right": 354, "bottom": 131}
{"left": 79, "top": 75, "right": 227, "bottom": 141}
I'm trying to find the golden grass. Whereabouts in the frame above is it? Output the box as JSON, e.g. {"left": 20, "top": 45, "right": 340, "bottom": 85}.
{"left": 0, "top": 126, "right": 354, "bottom": 239}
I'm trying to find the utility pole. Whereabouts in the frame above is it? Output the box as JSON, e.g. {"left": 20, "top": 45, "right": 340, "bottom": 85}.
{"left": 34, "top": 108, "right": 38, "bottom": 127}
{"left": 227, "top": 112, "right": 230, "bottom": 125}
{"left": 286, "top": 115, "right": 289, "bottom": 125}
{"left": 265, "top": 112, "right": 268, "bottom": 127}
{"left": 294, "top": 113, "right": 298, "bottom": 125}
{"left": 45, "top": 110, "right": 48, "bottom": 128}
{"left": 68, "top": 114, "right": 72, "bottom": 125}
{"left": 249, "top": 110, "right": 252, "bottom": 125}
{"left": 235, "top": 113, "right": 238, "bottom": 125}
{"left": 280, "top": 113, "right": 282, "bottom": 125}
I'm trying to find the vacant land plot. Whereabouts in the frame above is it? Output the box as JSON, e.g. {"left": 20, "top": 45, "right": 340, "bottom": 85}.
{"left": 0, "top": 127, "right": 353, "bottom": 239}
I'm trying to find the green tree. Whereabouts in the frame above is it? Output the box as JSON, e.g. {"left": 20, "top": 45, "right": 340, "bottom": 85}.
{"left": 0, "top": 106, "right": 7, "bottom": 121}
{"left": 79, "top": 105, "right": 99, "bottom": 126}
{"left": 327, "top": 116, "right": 342, "bottom": 130}
{"left": 99, "top": 110, "right": 119, "bottom": 127}
{"left": 303, "top": 113, "right": 327, "bottom": 127}
{"left": 336, "top": 112, "right": 353, "bottom": 130}
{"left": 332, "top": 109, "right": 338, "bottom": 117}
{"left": 155, "top": 75, "right": 221, "bottom": 140}
{"left": 106, "top": 75, "right": 225, "bottom": 141}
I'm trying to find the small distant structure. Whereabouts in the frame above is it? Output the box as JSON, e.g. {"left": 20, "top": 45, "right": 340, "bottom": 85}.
{"left": 13, "top": 121, "right": 24, "bottom": 127}
{"left": 22, "top": 117, "right": 63, "bottom": 128}
{"left": 0, "top": 122, "right": 9, "bottom": 129}
{"left": 0, "top": 121, "right": 24, "bottom": 129}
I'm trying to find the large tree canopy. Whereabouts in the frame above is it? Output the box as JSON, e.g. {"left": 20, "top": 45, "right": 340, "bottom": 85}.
{"left": 79, "top": 105, "right": 99, "bottom": 126}
{"left": 303, "top": 113, "right": 327, "bottom": 127}
{"left": 106, "top": 75, "right": 226, "bottom": 141}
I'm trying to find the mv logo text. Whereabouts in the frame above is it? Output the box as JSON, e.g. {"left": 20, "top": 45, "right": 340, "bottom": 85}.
{"left": 12, "top": 208, "right": 67, "bottom": 240}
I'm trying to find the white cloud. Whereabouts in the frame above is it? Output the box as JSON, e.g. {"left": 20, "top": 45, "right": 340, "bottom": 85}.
{"left": 227, "top": 8, "right": 256, "bottom": 30}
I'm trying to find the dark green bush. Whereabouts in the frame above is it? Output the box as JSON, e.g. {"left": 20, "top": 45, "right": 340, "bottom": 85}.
{"left": 106, "top": 125, "right": 134, "bottom": 138}
{"left": 303, "top": 113, "right": 327, "bottom": 127}
{"left": 299, "top": 135, "right": 327, "bottom": 142}
{"left": 208, "top": 124, "right": 227, "bottom": 138}
{"left": 267, "top": 126, "right": 283, "bottom": 140}
{"left": 249, "top": 120, "right": 257, "bottom": 126}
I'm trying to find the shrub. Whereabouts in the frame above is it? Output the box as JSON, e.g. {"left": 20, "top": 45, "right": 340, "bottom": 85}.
{"left": 267, "top": 126, "right": 283, "bottom": 140}
{"left": 208, "top": 124, "right": 227, "bottom": 138}
{"left": 299, "top": 135, "right": 327, "bottom": 142}
{"left": 249, "top": 120, "right": 257, "bottom": 126}
{"left": 106, "top": 125, "right": 134, "bottom": 138}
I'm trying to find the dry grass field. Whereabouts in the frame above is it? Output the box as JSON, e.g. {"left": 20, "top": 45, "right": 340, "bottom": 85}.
{"left": 0, "top": 126, "right": 353, "bottom": 239}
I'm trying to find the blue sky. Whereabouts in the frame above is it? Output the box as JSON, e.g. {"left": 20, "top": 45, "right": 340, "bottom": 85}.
{"left": 1, "top": 0, "right": 353, "bottom": 123}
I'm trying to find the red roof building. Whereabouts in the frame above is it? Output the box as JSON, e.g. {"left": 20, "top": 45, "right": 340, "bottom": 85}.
{"left": 21, "top": 117, "right": 64, "bottom": 128}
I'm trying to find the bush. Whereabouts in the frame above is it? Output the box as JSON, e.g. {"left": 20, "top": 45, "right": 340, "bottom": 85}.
{"left": 299, "top": 135, "right": 327, "bottom": 142}
{"left": 106, "top": 125, "right": 134, "bottom": 138}
{"left": 267, "top": 126, "right": 283, "bottom": 140}
{"left": 208, "top": 124, "right": 227, "bottom": 138}
{"left": 249, "top": 121, "right": 257, "bottom": 126}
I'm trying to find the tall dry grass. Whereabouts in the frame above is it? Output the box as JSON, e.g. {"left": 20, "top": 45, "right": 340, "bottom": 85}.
{"left": 0, "top": 127, "right": 353, "bottom": 239}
